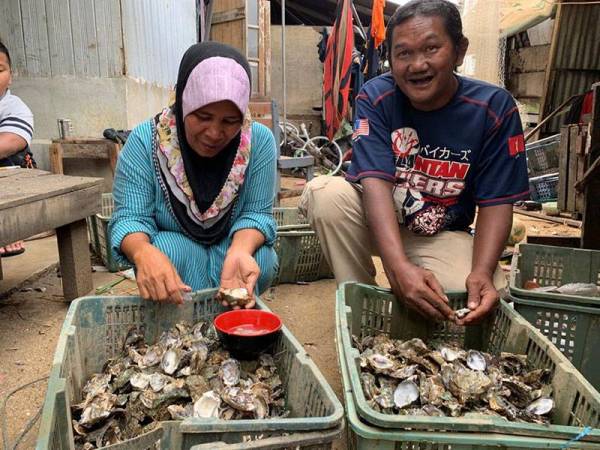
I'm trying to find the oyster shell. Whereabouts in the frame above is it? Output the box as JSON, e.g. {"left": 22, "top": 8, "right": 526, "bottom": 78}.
{"left": 367, "top": 354, "right": 395, "bottom": 372}
{"left": 220, "top": 359, "right": 241, "bottom": 386}
{"left": 193, "top": 390, "right": 221, "bottom": 418}
{"left": 526, "top": 397, "right": 554, "bottom": 415}
{"left": 454, "top": 308, "right": 471, "bottom": 319}
{"left": 466, "top": 350, "right": 487, "bottom": 371}
{"left": 217, "top": 287, "right": 253, "bottom": 308}
{"left": 161, "top": 348, "right": 181, "bottom": 375}
{"left": 129, "top": 373, "right": 151, "bottom": 390}
{"left": 393, "top": 380, "right": 419, "bottom": 409}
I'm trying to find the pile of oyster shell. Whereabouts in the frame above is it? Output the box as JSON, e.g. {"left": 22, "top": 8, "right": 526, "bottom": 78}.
{"left": 71, "top": 321, "right": 288, "bottom": 449}
{"left": 355, "top": 334, "right": 554, "bottom": 423}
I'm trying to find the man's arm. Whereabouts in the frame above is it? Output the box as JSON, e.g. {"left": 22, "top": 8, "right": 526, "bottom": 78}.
{"left": 0, "top": 132, "right": 27, "bottom": 159}
{"left": 362, "top": 177, "right": 454, "bottom": 321}
{"left": 459, "top": 202, "right": 513, "bottom": 325}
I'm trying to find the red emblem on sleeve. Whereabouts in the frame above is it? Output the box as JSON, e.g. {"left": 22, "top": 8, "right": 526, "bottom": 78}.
{"left": 508, "top": 134, "right": 525, "bottom": 157}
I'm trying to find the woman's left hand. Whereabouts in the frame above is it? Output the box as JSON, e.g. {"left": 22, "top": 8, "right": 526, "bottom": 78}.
{"left": 220, "top": 250, "right": 260, "bottom": 309}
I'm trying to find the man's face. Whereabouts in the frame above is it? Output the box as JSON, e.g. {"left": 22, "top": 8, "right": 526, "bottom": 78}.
{"left": 390, "top": 15, "right": 467, "bottom": 111}
{"left": 0, "top": 53, "right": 11, "bottom": 96}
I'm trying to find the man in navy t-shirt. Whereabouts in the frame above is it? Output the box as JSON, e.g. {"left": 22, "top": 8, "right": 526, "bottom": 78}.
{"left": 300, "top": 0, "right": 528, "bottom": 325}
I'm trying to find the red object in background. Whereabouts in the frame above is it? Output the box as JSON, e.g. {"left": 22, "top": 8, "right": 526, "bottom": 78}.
{"left": 323, "top": 0, "right": 354, "bottom": 140}
{"left": 580, "top": 91, "right": 593, "bottom": 122}
{"left": 214, "top": 309, "right": 282, "bottom": 337}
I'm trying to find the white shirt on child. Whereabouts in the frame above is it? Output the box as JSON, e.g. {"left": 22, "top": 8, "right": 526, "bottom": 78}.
{"left": 0, "top": 89, "right": 34, "bottom": 145}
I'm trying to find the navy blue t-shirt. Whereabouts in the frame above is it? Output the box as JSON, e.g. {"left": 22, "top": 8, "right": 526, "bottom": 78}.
{"left": 346, "top": 73, "right": 529, "bottom": 234}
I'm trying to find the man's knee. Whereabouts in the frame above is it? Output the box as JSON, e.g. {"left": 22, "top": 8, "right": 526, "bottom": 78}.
{"left": 300, "top": 176, "right": 359, "bottom": 226}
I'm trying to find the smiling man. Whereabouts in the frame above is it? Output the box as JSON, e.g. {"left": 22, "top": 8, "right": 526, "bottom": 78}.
{"left": 300, "top": 0, "right": 529, "bottom": 325}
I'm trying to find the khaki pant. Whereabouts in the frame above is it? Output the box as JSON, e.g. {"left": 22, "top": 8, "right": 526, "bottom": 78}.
{"left": 298, "top": 176, "right": 507, "bottom": 291}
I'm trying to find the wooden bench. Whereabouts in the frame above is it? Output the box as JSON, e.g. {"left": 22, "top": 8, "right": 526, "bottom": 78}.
{"left": 49, "top": 138, "right": 121, "bottom": 175}
{"left": 0, "top": 169, "right": 103, "bottom": 301}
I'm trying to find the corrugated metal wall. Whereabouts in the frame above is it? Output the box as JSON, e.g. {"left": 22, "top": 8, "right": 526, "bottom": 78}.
{"left": 122, "top": 0, "right": 197, "bottom": 87}
{"left": 543, "top": 3, "right": 600, "bottom": 135}
{"left": 0, "top": 0, "right": 124, "bottom": 77}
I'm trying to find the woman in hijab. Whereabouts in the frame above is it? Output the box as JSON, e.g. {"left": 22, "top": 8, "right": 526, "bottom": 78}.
{"left": 109, "top": 42, "right": 277, "bottom": 307}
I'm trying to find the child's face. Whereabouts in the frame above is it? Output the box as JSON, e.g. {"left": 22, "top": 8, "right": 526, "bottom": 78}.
{"left": 0, "top": 53, "right": 11, "bottom": 96}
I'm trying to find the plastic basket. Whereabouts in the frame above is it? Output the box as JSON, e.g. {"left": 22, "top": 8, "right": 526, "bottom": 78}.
{"left": 509, "top": 244, "right": 600, "bottom": 306}
{"left": 529, "top": 172, "right": 559, "bottom": 203}
{"left": 335, "top": 282, "right": 600, "bottom": 442}
{"left": 272, "top": 207, "right": 333, "bottom": 285}
{"left": 509, "top": 243, "right": 600, "bottom": 389}
{"left": 37, "top": 290, "right": 344, "bottom": 450}
{"left": 89, "top": 193, "right": 130, "bottom": 272}
{"left": 336, "top": 313, "right": 600, "bottom": 450}
{"left": 526, "top": 134, "right": 560, "bottom": 177}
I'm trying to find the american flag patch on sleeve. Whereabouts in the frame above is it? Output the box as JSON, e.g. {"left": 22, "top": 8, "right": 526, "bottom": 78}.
{"left": 352, "top": 118, "right": 369, "bottom": 140}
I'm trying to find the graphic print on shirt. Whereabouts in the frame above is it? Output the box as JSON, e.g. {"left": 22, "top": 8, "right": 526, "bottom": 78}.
{"left": 390, "top": 127, "right": 472, "bottom": 235}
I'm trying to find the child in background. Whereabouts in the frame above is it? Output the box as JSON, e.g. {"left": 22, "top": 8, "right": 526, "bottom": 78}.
{"left": 0, "top": 40, "right": 35, "bottom": 257}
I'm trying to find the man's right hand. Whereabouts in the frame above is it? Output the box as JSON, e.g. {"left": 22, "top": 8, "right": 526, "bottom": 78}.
{"left": 131, "top": 244, "right": 191, "bottom": 305}
{"left": 386, "top": 260, "right": 454, "bottom": 322}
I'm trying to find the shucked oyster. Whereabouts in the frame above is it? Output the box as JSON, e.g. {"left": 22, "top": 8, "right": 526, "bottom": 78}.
{"left": 217, "top": 287, "right": 253, "bottom": 308}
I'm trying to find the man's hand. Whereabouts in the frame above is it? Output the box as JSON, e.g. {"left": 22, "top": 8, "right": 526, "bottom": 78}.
{"left": 220, "top": 250, "right": 259, "bottom": 309}
{"left": 132, "top": 244, "right": 191, "bottom": 305}
{"left": 387, "top": 261, "right": 454, "bottom": 321}
{"left": 458, "top": 271, "right": 499, "bottom": 325}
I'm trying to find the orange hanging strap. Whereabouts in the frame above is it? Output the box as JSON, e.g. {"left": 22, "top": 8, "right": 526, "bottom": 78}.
{"left": 371, "top": 0, "right": 386, "bottom": 48}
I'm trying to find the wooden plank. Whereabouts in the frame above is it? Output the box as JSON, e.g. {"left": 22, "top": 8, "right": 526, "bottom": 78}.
{"left": 263, "top": 0, "right": 271, "bottom": 96}
{"left": 211, "top": 20, "right": 245, "bottom": 54}
{"left": 575, "top": 129, "right": 586, "bottom": 213}
{"left": 46, "top": 0, "right": 76, "bottom": 76}
{"left": 557, "top": 126, "right": 570, "bottom": 211}
{"left": 537, "top": 3, "right": 563, "bottom": 140}
{"left": 0, "top": 170, "right": 103, "bottom": 211}
{"left": 0, "top": 0, "right": 27, "bottom": 74}
{"left": 212, "top": 7, "right": 245, "bottom": 25}
{"left": 566, "top": 126, "right": 578, "bottom": 212}
{"left": 0, "top": 184, "right": 102, "bottom": 246}
{"left": 57, "top": 219, "right": 93, "bottom": 301}
{"left": 49, "top": 143, "right": 64, "bottom": 174}
{"left": 213, "top": 0, "right": 245, "bottom": 14}
{"left": 581, "top": 83, "right": 600, "bottom": 249}
{"left": 20, "top": 0, "right": 52, "bottom": 76}
{"left": 70, "top": 0, "right": 100, "bottom": 76}
{"left": 59, "top": 143, "right": 113, "bottom": 159}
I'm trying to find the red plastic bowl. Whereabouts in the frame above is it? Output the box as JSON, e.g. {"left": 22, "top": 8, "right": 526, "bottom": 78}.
{"left": 214, "top": 310, "right": 282, "bottom": 359}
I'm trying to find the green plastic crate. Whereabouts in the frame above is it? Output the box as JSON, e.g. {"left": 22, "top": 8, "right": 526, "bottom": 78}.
{"left": 508, "top": 294, "right": 600, "bottom": 391}
{"left": 272, "top": 207, "right": 333, "bottom": 285}
{"left": 37, "top": 290, "right": 343, "bottom": 450}
{"left": 335, "top": 282, "right": 600, "bottom": 442}
{"left": 510, "top": 244, "right": 600, "bottom": 306}
{"left": 89, "top": 193, "right": 131, "bottom": 273}
{"left": 336, "top": 313, "right": 600, "bottom": 450}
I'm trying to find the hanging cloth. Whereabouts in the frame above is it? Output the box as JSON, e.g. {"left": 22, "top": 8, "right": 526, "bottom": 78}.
{"left": 323, "top": 0, "right": 354, "bottom": 140}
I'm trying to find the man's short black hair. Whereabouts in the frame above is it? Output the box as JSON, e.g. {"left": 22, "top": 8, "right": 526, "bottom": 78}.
{"left": 0, "top": 41, "right": 11, "bottom": 68}
{"left": 386, "top": 0, "right": 464, "bottom": 53}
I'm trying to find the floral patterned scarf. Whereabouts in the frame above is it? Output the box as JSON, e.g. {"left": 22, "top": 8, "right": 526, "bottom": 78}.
{"left": 153, "top": 106, "right": 252, "bottom": 244}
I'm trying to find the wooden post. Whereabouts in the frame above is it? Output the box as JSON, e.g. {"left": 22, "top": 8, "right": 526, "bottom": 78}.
{"left": 557, "top": 125, "right": 570, "bottom": 211}
{"left": 49, "top": 143, "right": 64, "bottom": 174}
{"left": 56, "top": 219, "right": 93, "bottom": 301}
{"left": 581, "top": 83, "right": 600, "bottom": 249}
{"left": 108, "top": 142, "right": 120, "bottom": 175}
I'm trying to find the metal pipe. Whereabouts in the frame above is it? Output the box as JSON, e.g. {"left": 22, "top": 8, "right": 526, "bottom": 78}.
{"left": 282, "top": 0, "right": 287, "bottom": 145}
{"left": 350, "top": 1, "right": 367, "bottom": 42}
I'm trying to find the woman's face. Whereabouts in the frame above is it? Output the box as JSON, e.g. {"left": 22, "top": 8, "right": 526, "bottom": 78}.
{"left": 184, "top": 100, "right": 244, "bottom": 157}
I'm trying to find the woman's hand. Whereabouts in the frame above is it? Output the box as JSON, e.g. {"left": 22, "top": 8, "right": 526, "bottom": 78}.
{"left": 220, "top": 249, "right": 259, "bottom": 309}
{"left": 132, "top": 243, "right": 191, "bottom": 305}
